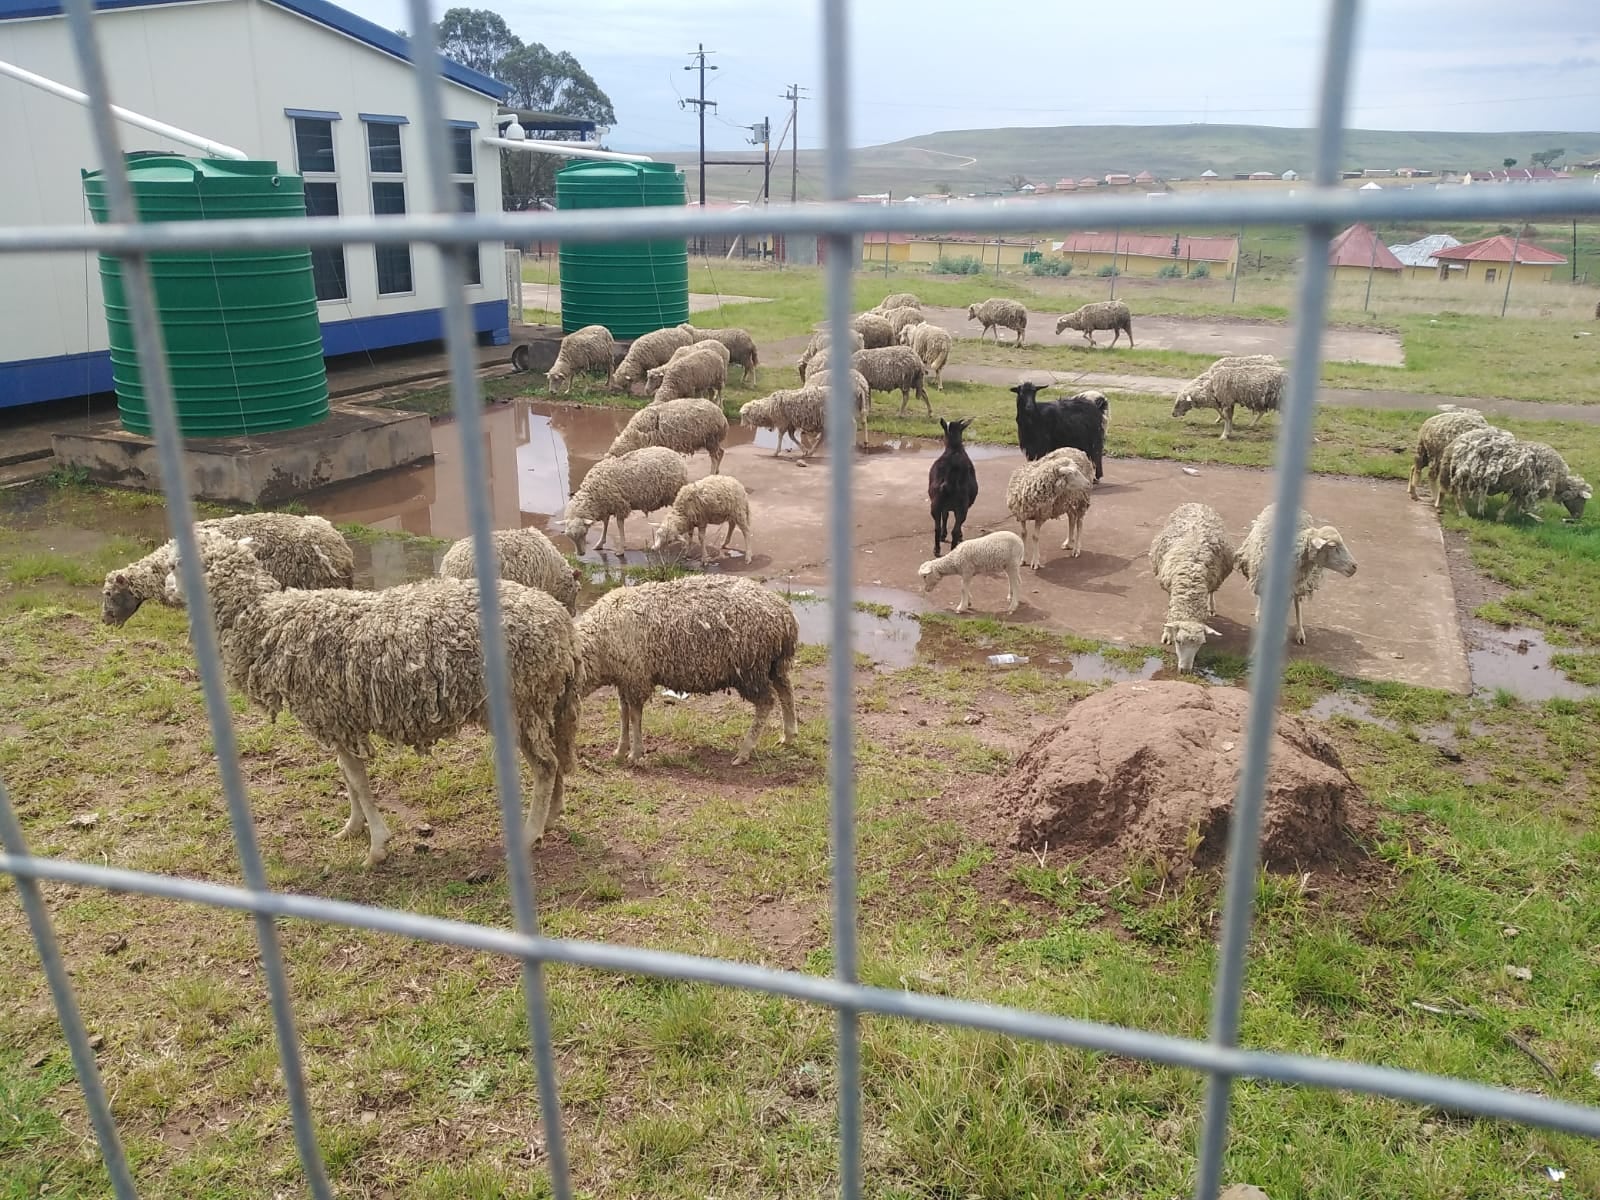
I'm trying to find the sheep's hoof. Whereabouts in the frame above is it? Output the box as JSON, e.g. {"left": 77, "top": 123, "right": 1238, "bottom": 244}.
{"left": 365, "top": 843, "right": 389, "bottom": 867}
{"left": 731, "top": 751, "right": 752, "bottom": 766}
{"left": 335, "top": 816, "right": 363, "bottom": 841}
{"left": 954, "top": 603, "right": 970, "bottom": 613}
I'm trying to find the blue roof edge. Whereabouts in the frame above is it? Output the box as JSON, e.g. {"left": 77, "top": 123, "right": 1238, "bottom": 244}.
{"left": 0, "top": 0, "right": 509, "bottom": 102}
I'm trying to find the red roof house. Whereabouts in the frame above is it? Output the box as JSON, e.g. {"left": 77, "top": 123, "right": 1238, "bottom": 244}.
{"left": 1431, "top": 235, "right": 1567, "bottom": 266}
{"left": 1327, "top": 223, "right": 1403, "bottom": 272}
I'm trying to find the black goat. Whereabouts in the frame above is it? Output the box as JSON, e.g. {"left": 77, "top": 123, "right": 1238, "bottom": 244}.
{"left": 1012, "top": 382, "right": 1106, "bottom": 482}
{"left": 928, "top": 416, "right": 979, "bottom": 557}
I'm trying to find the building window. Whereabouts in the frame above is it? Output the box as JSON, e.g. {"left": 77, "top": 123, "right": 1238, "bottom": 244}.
{"left": 289, "top": 112, "right": 347, "bottom": 302}
{"left": 364, "top": 117, "right": 412, "bottom": 296}
{"left": 448, "top": 124, "right": 482, "bottom": 287}
{"left": 449, "top": 125, "right": 474, "bottom": 177}
{"left": 365, "top": 120, "right": 404, "bottom": 174}
{"left": 1485, "top": 267, "right": 1498, "bottom": 284}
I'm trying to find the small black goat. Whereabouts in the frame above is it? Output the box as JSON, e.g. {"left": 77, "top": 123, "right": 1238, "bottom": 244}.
{"left": 1012, "top": 382, "right": 1106, "bottom": 482}
{"left": 928, "top": 416, "right": 979, "bottom": 557}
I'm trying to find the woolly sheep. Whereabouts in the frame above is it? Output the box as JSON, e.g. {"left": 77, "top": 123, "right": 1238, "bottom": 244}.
{"left": 1408, "top": 407, "right": 1488, "bottom": 501}
{"left": 966, "top": 297, "right": 1028, "bottom": 346}
{"left": 919, "top": 530, "right": 1024, "bottom": 615}
{"left": 884, "top": 306, "right": 926, "bottom": 338}
{"left": 1436, "top": 429, "right": 1592, "bottom": 522}
{"left": 102, "top": 512, "right": 354, "bottom": 627}
{"left": 166, "top": 530, "right": 582, "bottom": 866}
{"left": 739, "top": 386, "right": 838, "bottom": 460}
{"left": 607, "top": 397, "right": 729, "bottom": 472}
{"left": 1054, "top": 300, "right": 1133, "bottom": 348}
{"left": 1234, "top": 504, "right": 1357, "bottom": 645}
{"left": 1171, "top": 355, "right": 1286, "bottom": 439}
{"left": 851, "top": 311, "right": 896, "bottom": 349}
{"left": 612, "top": 325, "right": 697, "bottom": 392}
{"left": 873, "top": 292, "right": 920, "bottom": 312}
{"left": 797, "top": 327, "right": 864, "bottom": 381}
{"left": 1005, "top": 447, "right": 1094, "bottom": 569}
{"left": 852, "top": 345, "right": 932, "bottom": 416}
{"left": 645, "top": 341, "right": 730, "bottom": 397}
{"left": 897, "top": 320, "right": 953, "bottom": 390}
{"left": 577, "top": 574, "right": 798, "bottom": 766}
{"left": 803, "top": 368, "right": 872, "bottom": 420}
{"left": 1149, "top": 503, "right": 1233, "bottom": 672}
{"left": 648, "top": 474, "right": 752, "bottom": 561}
{"left": 438, "top": 528, "right": 580, "bottom": 615}
{"left": 650, "top": 345, "right": 729, "bottom": 405}
{"left": 686, "top": 326, "right": 760, "bottom": 384}
{"left": 546, "top": 324, "right": 615, "bottom": 394}
{"left": 563, "top": 446, "right": 690, "bottom": 554}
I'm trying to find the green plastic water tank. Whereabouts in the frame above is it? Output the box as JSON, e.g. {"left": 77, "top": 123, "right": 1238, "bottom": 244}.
{"left": 83, "top": 155, "right": 330, "bottom": 438}
{"left": 556, "top": 161, "right": 689, "bottom": 338}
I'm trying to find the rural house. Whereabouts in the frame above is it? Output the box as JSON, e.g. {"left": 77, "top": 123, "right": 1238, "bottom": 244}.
{"left": 1050, "top": 232, "right": 1238, "bottom": 278}
{"left": 1387, "top": 233, "right": 1463, "bottom": 281}
{"left": 1429, "top": 235, "right": 1567, "bottom": 285}
{"left": 1327, "top": 223, "right": 1403, "bottom": 279}
{"left": 0, "top": 0, "right": 510, "bottom": 411}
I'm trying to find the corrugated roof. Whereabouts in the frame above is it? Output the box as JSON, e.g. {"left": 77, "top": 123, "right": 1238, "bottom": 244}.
{"left": 1387, "top": 233, "right": 1461, "bottom": 267}
{"left": 1432, "top": 235, "right": 1567, "bottom": 265}
{"left": 1327, "top": 224, "right": 1403, "bottom": 270}
{"left": 1056, "top": 232, "right": 1238, "bottom": 262}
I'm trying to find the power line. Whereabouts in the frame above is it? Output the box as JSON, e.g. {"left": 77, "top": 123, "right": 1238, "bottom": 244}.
{"left": 681, "top": 45, "right": 718, "bottom": 210}
{"left": 782, "top": 84, "right": 809, "bottom": 203}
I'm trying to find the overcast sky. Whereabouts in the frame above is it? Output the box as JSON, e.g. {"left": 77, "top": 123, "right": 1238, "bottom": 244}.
{"left": 343, "top": 0, "right": 1599, "bottom": 150}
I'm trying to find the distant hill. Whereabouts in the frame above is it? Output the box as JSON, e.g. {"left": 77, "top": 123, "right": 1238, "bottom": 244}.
{"left": 648, "top": 123, "right": 1600, "bottom": 202}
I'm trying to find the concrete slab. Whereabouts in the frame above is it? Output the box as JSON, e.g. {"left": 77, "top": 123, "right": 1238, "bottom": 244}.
{"left": 52, "top": 405, "right": 434, "bottom": 506}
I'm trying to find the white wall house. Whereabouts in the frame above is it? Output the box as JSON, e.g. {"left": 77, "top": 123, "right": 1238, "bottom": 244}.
{"left": 0, "top": 0, "right": 508, "bottom": 410}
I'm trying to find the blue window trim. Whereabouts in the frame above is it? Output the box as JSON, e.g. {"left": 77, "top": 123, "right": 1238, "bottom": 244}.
{"left": 446, "top": 119, "right": 479, "bottom": 129}
{"left": 359, "top": 113, "right": 410, "bottom": 125}
{"left": 285, "top": 108, "right": 341, "bottom": 122}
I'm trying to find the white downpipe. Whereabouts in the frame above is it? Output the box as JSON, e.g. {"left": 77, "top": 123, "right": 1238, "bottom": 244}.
{"left": 482, "top": 136, "right": 652, "bottom": 163}
{"left": 0, "top": 57, "right": 249, "bottom": 160}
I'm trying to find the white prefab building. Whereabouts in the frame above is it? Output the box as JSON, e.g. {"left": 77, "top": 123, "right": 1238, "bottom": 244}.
{"left": 0, "top": 0, "right": 509, "bottom": 410}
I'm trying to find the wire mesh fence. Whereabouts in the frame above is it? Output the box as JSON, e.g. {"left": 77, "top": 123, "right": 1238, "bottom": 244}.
{"left": 3, "top": 0, "right": 1600, "bottom": 1197}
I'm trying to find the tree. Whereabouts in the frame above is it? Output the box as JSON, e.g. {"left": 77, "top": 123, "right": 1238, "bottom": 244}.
{"left": 932, "top": 181, "right": 953, "bottom": 196}
{"left": 496, "top": 43, "right": 618, "bottom": 212}
{"left": 1530, "top": 147, "right": 1565, "bottom": 169}
{"left": 433, "top": 7, "right": 521, "bottom": 76}
{"left": 1503, "top": 157, "right": 1518, "bottom": 168}
{"left": 1005, "top": 174, "right": 1030, "bottom": 192}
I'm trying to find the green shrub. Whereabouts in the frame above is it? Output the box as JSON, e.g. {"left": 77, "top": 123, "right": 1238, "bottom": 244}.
{"left": 1029, "top": 258, "right": 1073, "bottom": 277}
{"left": 934, "top": 255, "right": 985, "bottom": 275}
{"left": 1156, "top": 263, "right": 1184, "bottom": 278}
{"left": 1095, "top": 265, "right": 1119, "bottom": 278}
{"left": 1190, "top": 262, "right": 1212, "bottom": 279}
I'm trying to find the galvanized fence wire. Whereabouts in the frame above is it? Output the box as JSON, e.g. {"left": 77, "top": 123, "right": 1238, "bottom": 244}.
{"left": 3, "top": 1, "right": 1600, "bottom": 1197}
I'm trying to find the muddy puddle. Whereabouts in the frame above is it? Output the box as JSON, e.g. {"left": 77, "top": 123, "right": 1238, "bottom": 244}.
{"left": 778, "top": 584, "right": 929, "bottom": 669}
{"left": 1468, "top": 626, "right": 1596, "bottom": 702}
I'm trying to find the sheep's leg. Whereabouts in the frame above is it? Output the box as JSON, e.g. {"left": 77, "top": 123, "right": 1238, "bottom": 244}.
{"left": 1211, "top": 411, "right": 1224, "bottom": 424}
{"left": 517, "top": 734, "right": 557, "bottom": 848}
{"left": 774, "top": 672, "right": 798, "bottom": 744}
{"left": 918, "top": 384, "right": 932, "bottom": 415}
{"left": 336, "top": 750, "right": 389, "bottom": 866}
{"left": 955, "top": 572, "right": 972, "bottom": 613}
{"left": 334, "top": 778, "right": 366, "bottom": 841}
{"left": 733, "top": 694, "right": 776, "bottom": 765}
{"left": 1004, "top": 560, "right": 1021, "bottom": 614}
{"left": 628, "top": 699, "right": 646, "bottom": 765}
{"left": 1250, "top": 410, "right": 1266, "bottom": 427}
{"left": 710, "top": 444, "right": 724, "bottom": 475}
{"left": 1084, "top": 331, "right": 1096, "bottom": 348}
{"left": 1293, "top": 597, "right": 1307, "bottom": 645}
{"left": 898, "top": 388, "right": 910, "bottom": 416}
{"left": 611, "top": 694, "right": 632, "bottom": 762}
{"left": 613, "top": 515, "right": 628, "bottom": 550}
{"left": 1219, "top": 408, "right": 1235, "bottom": 440}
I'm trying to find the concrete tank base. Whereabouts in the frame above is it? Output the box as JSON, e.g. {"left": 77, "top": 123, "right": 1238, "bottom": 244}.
{"left": 50, "top": 404, "right": 433, "bottom": 507}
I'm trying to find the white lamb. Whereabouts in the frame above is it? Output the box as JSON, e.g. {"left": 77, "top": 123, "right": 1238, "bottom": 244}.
{"left": 606, "top": 396, "right": 729, "bottom": 473}
{"left": 1005, "top": 447, "right": 1093, "bottom": 569}
{"left": 562, "top": 446, "right": 690, "bottom": 554}
{"left": 918, "top": 530, "right": 1025, "bottom": 615}
{"left": 649, "top": 475, "right": 753, "bottom": 561}
{"left": 1233, "top": 504, "right": 1357, "bottom": 645}
{"left": 1149, "top": 503, "right": 1233, "bottom": 672}
{"left": 438, "top": 528, "right": 580, "bottom": 615}
{"left": 897, "top": 321, "right": 953, "bottom": 391}
{"left": 546, "top": 324, "right": 615, "bottom": 394}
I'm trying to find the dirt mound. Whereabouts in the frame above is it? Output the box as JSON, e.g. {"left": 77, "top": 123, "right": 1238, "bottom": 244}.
{"left": 980, "top": 680, "right": 1369, "bottom": 876}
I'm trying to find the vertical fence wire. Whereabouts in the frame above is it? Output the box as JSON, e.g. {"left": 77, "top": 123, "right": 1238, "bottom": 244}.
{"left": 399, "top": 4, "right": 572, "bottom": 1196}
{"left": 54, "top": 1, "right": 334, "bottom": 1194}
{"left": 1191, "top": 1, "right": 1362, "bottom": 1196}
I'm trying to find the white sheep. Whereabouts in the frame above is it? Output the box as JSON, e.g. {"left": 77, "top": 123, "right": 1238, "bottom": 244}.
{"left": 1234, "top": 504, "right": 1357, "bottom": 645}
{"left": 438, "top": 528, "right": 580, "bottom": 615}
{"left": 1149, "top": 503, "right": 1233, "bottom": 672}
{"left": 606, "top": 396, "right": 729, "bottom": 473}
{"left": 1054, "top": 300, "right": 1133, "bottom": 348}
{"left": 802, "top": 368, "right": 872, "bottom": 421}
{"left": 797, "top": 327, "right": 864, "bottom": 381}
{"left": 966, "top": 298, "right": 1028, "bottom": 346}
{"left": 648, "top": 475, "right": 753, "bottom": 561}
{"left": 546, "top": 324, "right": 615, "bottom": 394}
{"left": 737, "top": 385, "right": 845, "bottom": 461}
{"left": 884, "top": 306, "right": 926, "bottom": 338}
{"left": 851, "top": 311, "right": 896, "bottom": 349}
{"left": 918, "top": 530, "right": 1025, "bottom": 615}
{"left": 1408, "top": 407, "right": 1488, "bottom": 501}
{"left": 852, "top": 346, "right": 932, "bottom": 416}
{"left": 897, "top": 321, "right": 953, "bottom": 391}
{"left": 1005, "top": 447, "right": 1093, "bottom": 569}
{"left": 102, "top": 512, "right": 354, "bottom": 627}
{"left": 686, "top": 326, "right": 760, "bottom": 384}
{"left": 612, "top": 325, "right": 697, "bottom": 393}
{"left": 166, "top": 530, "right": 582, "bottom": 866}
{"left": 562, "top": 446, "right": 690, "bottom": 553}
{"left": 872, "top": 292, "right": 920, "bottom": 312}
{"left": 649, "top": 345, "right": 729, "bottom": 405}
{"left": 1171, "top": 355, "right": 1287, "bottom": 440}
{"left": 577, "top": 574, "right": 799, "bottom": 765}
{"left": 1436, "top": 429, "right": 1592, "bottom": 522}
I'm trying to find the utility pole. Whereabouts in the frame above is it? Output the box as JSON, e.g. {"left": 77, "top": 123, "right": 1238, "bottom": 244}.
{"left": 682, "top": 45, "right": 717, "bottom": 211}
{"left": 782, "top": 84, "right": 808, "bottom": 202}
{"left": 750, "top": 118, "right": 771, "bottom": 204}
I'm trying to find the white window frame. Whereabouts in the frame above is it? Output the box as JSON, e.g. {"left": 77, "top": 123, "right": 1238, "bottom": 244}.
{"left": 286, "top": 109, "right": 348, "bottom": 304}
{"left": 362, "top": 114, "right": 415, "bottom": 298}
{"left": 448, "top": 121, "right": 482, "bottom": 289}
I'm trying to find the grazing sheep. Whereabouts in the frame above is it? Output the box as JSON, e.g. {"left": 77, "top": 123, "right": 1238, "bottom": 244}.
{"left": 166, "top": 530, "right": 582, "bottom": 866}
{"left": 873, "top": 292, "right": 921, "bottom": 312}
{"left": 1006, "top": 447, "right": 1094, "bottom": 569}
{"left": 1234, "top": 505, "right": 1357, "bottom": 645}
{"left": 898, "top": 320, "right": 953, "bottom": 390}
{"left": 1436, "top": 429, "right": 1592, "bottom": 522}
{"left": 649, "top": 475, "right": 752, "bottom": 562}
{"left": 851, "top": 311, "right": 896, "bottom": 349}
{"left": 919, "top": 530, "right": 1025, "bottom": 615}
{"left": 607, "top": 397, "right": 729, "bottom": 473}
{"left": 1171, "top": 355, "right": 1286, "bottom": 440}
{"left": 102, "top": 512, "right": 354, "bottom": 627}
{"left": 650, "top": 345, "right": 729, "bottom": 405}
{"left": 686, "top": 325, "right": 760, "bottom": 384}
{"left": 803, "top": 368, "right": 872, "bottom": 421}
{"left": 546, "top": 324, "right": 616, "bottom": 394}
{"left": 1408, "top": 408, "right": 1489, "bottom": 500}
{"left": 577, "top": 574, "right": 798, "bottom": 765}
{"left": 1012, "top": 381, "right": 1106, "bottom": 481}
{"left": 645, "top": 341, "right": 730, "bottom": 401}
{"left": 1149, "top": 503, "right": 1233, "bottom": 672}
{"left": 1054, "top": 300, "right": 1133, "bottom": 348}
{"left": 884, "top": 306, "right": 926, "bottom": 338}
{"left": 967, "top": 298, "right": 1028, "bottom": 346}
{"left": 438, "top": 528, "right": 580, "bottom": 615}
{"left": 928, "top": 415, "right": 979, "bottom": 557}
{"left": 738, "top": 386, "right": 838, "bottom": 460}
{"left": 563, "top": 446, "right": 690, "bottom": 554}
{"left": 852, "top": 345, "right": 932, "bottom": 416}
{"left": 797, "top": 328, "right": 864, "bottom": 381}
{"left": 612, "top": 325, "right": 697, "bottom": 392}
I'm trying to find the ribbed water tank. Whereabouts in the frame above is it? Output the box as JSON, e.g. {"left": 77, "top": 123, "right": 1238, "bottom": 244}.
{"left": 556, "top": 161, "right": 689, "bottom": 338}
{"left": 83, "top": 155, "right": 330, "bottom": 437}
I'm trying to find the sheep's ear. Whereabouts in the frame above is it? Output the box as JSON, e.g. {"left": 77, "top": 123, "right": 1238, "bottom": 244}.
{"left": 1205, "top": 625, "right": 1222, "bottom": 638}
{"left": 1160, "top": 624, "right": 1174, "bottom": 645}
{"left": 1584, "top": 487, "right": 1594, "bottom": 500}
{"left": 1309, "top": 534, "right": 1328, "bottom": 551}
{"left": 114, "top": 572, "right": 128, "bottom": 586}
